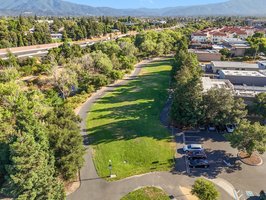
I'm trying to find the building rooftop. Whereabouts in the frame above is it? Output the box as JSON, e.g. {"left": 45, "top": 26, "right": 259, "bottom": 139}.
{"left": 192, "top": 32, "right": 207, "bottom": 36}
{"left": 230, "top": 44, "right": 250, "bottom": 49}
{"left": 212, "top": 61, "right": 259, "bottom": 69}
{"left": 223, "top": 38, "right": 247, "bottom": 44}
{"left": 202, "top": 77, "right": 233, "bottom": 92}
{"left": 220, "top": 70, "right": 266, "bottom": 77}
{"left": 189, "top": 49, "right": 220, "bottom": 54}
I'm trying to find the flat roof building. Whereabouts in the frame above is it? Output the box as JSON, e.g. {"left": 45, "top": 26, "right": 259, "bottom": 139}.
{"left": 202, "top": 77, "right": 233, "bottom": 92}
{"left": 219, "top": 70, "right": 266, "bottom": 87}
{"left": 189, "top": 49, "right": 221, "bottom": 62}
{"left": 202, "top": 76, "right": 266, "bottom": 98}
{"left": 211, "top": 61, "right": 259, "bottom": 73}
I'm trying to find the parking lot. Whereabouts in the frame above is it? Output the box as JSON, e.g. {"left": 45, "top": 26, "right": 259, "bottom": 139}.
{"left": 181, "top": 131, "right": 239, "bottom": 177}
{"left": 175, "top": 129, "right": 266, "bottom": 200}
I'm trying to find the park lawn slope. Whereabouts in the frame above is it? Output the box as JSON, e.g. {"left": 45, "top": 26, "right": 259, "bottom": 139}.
{"left": 121, "top": 187, "right": 169, "bottom": 200}
{"left": 87, "top": 59, "right": 175, "bottom": 180}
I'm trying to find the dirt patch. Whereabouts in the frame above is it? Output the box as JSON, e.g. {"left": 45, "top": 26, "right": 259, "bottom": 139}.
{"left": 238, "top": 151, "right": 263, "bottom": 166}
{"left": 65, "top": 174, "right": 80, "bottom": 196}
{"left": 179, "top": 186, "right": 199, "bottom": 200}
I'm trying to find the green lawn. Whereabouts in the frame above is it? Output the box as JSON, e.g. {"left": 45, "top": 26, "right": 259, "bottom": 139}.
{"left": 121, "top": 187, "right": 169, "bottom": 200}
{"left": 87, "top": 59, "right": 175, "bottom": 180}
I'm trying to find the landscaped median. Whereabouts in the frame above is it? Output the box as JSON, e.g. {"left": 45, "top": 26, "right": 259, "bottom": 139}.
{"left": 86, "top": 59, "right": 175, "bottom": 180}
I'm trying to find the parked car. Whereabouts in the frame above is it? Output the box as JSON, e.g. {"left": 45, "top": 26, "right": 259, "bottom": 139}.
{"left": 216, "top": 124, "right": 226, "bottom": 133}
{"left": 189, "top": 159, "right": 210, "bottom": 168}
{"left": 187, "top": 150, "right": 207, "bottom": 160}
{"left": 208, "top": 123, "right": 216, "bottom": 131}
{"left": 226, "top": 124, "right": 235, "bottom": 133}
{"left": 183, "top": 144, "right": 203, "bottom": 153}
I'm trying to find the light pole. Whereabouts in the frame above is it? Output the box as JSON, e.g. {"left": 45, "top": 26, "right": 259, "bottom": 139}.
{"left": 108, "top": 160, "right": 112, "bottom": 177}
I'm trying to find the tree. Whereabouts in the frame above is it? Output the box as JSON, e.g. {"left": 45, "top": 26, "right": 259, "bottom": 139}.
{"left": 202, "top": 88, "right": 247, "bottom": 125}
{"left": 171, "top": 67, "right": 203, "bottom": 127}
{"left": 45, "top": 106, "right": 85, "bottom": 181}
{"left": 53, "top": 68, "right": 78, "bottom": 99}
{"left": 226, "top": 120, "right": 266, "bottom": 156}
{"left": 191, "top": 178, "right": 219, "bottom": 200}
{"left": 252, "top": 93, "right": 266, "bottom": 121}
{"left": 219, "top": 48, "right": 231, "bottom": 59}
{"left": 2, "top": 133, "right": 65, "bottom": 200}
{"left": 171, "top": 50, "right": 203, "bottom": 127}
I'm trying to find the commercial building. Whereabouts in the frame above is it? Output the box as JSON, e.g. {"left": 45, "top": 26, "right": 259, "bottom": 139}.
{"left": 202, "top": 77, "right": 233, "bottom": 92}
{"left": 219, "top": 70, "right": 266, "bottom": 87}
{"left": 211, "top": 61, "right": 259, "bottom": 73}
{"left": 189, "top": 49, "right": 221, "bottom": 62}
{"left": 202, "top": 76, "right": 266, "bottom": 98}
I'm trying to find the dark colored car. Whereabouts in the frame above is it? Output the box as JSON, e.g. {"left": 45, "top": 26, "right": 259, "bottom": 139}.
{"left": 216, "top": 124, "right": 226, "bottom": 133}
{"left": 189, "top": 159, "right": 210, "bottom": 168}
{"left": 187, "top": 150, "right": 207, "bottom": 160}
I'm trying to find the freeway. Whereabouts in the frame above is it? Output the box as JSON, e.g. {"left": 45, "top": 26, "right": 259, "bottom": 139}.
{"left": 0, "top": 32, "right": 135, "bottom": 60}
{"left": 0, "top": 25, "right": 182, "bottom": 60}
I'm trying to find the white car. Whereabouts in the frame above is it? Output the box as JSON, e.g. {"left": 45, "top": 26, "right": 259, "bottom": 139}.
{"left": 208, "top": 124, "right": 216, "bottom": 131}
{"left": 183, "top": 144, "right": 203, "bottom": 153}
{"left": 226, "top": 124, "right": 235, "bottom": 133}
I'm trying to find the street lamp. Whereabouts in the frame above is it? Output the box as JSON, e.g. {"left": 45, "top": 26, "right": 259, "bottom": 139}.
{"left": 108, "top": 160, "right": 112, "bottom": 177}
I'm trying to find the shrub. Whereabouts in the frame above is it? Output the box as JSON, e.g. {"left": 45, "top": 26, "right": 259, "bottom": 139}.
{"left": 191, "top": 178, "right": 219, "bottom": 200}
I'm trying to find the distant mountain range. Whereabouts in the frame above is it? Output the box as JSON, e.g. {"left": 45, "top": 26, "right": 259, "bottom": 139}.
{"left": 0, "top": 0, "right": 265, "bottom": 16}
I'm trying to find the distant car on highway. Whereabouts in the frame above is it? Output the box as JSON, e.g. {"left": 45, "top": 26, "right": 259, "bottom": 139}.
{"left": 183, "top": 144, "right": 203, "bottom": 153}
{"left": 199, "top": 125, "right": 206, "bottom": 131}
{"left": 189, "top": 159, "right": 210, "bottom": 168}
{"left": 226, "top": 124, "right": 235, "bottom": 133}
{"left": 208, "top": 123, "right": 216, "bottom": 131}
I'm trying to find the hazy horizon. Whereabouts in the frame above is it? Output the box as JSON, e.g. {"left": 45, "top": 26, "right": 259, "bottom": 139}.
{"left": 66, "top": 0, "right": 228, "bottom": 9}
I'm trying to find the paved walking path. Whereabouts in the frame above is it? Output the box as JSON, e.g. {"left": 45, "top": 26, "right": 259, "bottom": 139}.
{"left": 67, "top": 58, "right": 234, "bottom": 200}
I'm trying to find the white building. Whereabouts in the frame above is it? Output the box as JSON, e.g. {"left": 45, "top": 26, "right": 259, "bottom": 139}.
{"left": 191, "top": 32, "right": 209, "bottom": 43}
{"left": 219, "top": 70, "right": 266, "bottom": 87}
{"left": 211, "top": 61, "right": 259, "bottom": 73}
{"left": 202, "top": 77, "right": 233, "bottom": 92}
{"left": 211, "top": 32, "right": 228, "bottom": 44}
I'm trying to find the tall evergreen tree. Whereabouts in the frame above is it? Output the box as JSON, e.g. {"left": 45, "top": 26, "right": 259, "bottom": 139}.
{"left": 45, "top": 106, "right": 85, "bottom": 181}
{"left": 2, "top": 133, "right": 65, "bottom": 200}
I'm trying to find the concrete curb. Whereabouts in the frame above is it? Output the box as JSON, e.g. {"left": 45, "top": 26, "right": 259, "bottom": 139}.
{"left": 205, "top": 177, "right": 236, "bottom": 199}
{"left": 237, "top": 152, "right": 264, "bottom": 166}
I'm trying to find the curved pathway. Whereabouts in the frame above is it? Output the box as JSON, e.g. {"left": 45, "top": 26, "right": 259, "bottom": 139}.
{"left": 67, "top": 58, "right": 233, "bottom": 200}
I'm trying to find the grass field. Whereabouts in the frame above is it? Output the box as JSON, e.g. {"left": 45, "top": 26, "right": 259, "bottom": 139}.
{"left": 86, "top": 59, "right": 175, "bottom": 180}
{"left": 121, "top": 187, "right": 169, "bottom": 200}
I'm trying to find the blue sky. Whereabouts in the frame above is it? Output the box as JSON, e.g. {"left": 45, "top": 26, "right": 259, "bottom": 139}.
{"left": 66, "top": 0, "right": 228, "bottom": 9}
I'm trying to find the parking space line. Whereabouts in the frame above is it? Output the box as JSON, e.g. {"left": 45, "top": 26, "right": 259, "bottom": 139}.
{"left": 184, "top": 155, "right": 190, "bottom": 174}
{"left": 182, "top": 132, "right": 186, "bottom": 144}
{"left": 185, "top": 141, "right": 202, "bottom": 144}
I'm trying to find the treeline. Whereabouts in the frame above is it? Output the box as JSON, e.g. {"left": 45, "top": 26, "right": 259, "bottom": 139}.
{"left": 0, "top": 82, "right": 85, "bottom": 199}
{"left": 0, "top": 29, "right": 182, "bottom": 199}
{"left": 0, "top": 16, "right": 178, "bottom": 48}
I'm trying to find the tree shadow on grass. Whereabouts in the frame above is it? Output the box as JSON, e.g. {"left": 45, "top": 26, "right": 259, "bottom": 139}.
{"left": 85, "top": 68, "right": 173, "bottom": 145}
